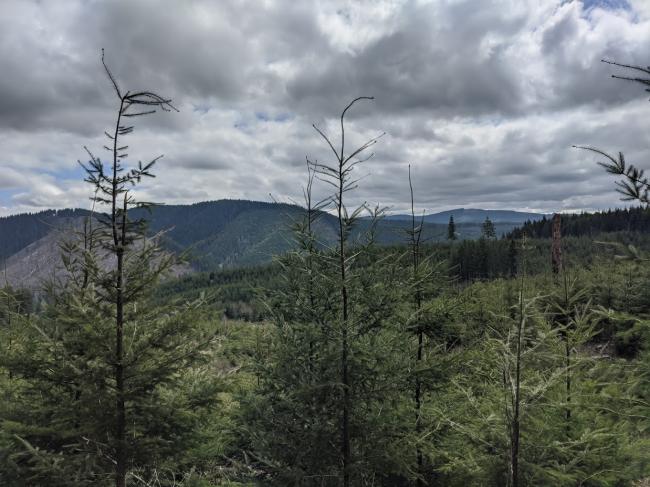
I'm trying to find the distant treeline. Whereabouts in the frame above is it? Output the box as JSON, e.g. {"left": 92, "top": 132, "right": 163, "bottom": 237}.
{"left": 159, "top": 231, "right": 650, "bottom": 321}
{"left": 509, "top": 206, "right": 650, "bottom": 239}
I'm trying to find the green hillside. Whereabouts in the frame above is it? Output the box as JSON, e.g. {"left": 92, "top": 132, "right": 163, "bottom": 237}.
{"left": 0, "top": 201, "right": 526, "bottom": 272}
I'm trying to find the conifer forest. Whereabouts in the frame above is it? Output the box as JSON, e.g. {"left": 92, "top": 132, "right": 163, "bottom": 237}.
{"left": 1, "top": 2, "right": 650, "bottom": 486}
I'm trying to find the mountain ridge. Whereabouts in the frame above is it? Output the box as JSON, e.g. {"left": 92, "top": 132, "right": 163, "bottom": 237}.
{"left": 383, "top": 208, "right": 549, "bottom": 224}
{"left": 0, "top": 200, "right": 546, "bottom": 288}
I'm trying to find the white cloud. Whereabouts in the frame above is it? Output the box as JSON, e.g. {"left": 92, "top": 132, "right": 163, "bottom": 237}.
{"left": 0, "top": 0, "right": 648, "bottom": 215}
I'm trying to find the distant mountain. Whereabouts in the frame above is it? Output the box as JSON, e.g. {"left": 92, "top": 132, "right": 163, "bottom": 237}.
{"left": 384, "top": 208, "right": 548, "bottom": 224}
{"left": 0, "top": 200, "right": 539, "bottom": 288}
{"left": 140, "top": 200, "right": 339, "bottom": 269}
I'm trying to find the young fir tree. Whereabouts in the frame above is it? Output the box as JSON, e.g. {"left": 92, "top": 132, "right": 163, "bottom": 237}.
{"left": 407, "top": 165, "right": 427, "bottom": 484}
{"left": 497, "top": 242, "right": 533, "bottom": 487}
{"left": 246, "top": 98, "right": 413, "bottom": 486}
{"left": 0, "top": 51, "right": 218, "bottom": 487}
{"left": 404, "top": 165, "right": 450, "bottom": 485}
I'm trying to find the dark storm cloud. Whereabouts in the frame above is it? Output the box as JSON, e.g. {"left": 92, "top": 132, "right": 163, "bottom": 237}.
{"left": 0, "top": 0, "right": 648, "bottom": 216}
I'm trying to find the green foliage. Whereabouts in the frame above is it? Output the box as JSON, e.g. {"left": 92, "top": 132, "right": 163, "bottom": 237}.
{"left": 481, "top": 217, "right": 497, "bottom": 240}
{"left": 244, "top": 232, "right": 413, "bottom": 486}
{"left": 3, "top": 232, "right": 650, "bottom": 486}
{"left": 447, "top": 216, "right": 457, "bottom": 241}
{"left": 0, "top": 269, "right": 221, "bottom": 485}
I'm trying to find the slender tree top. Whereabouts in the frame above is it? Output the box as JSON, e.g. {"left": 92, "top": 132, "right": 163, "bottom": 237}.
{"left": 77, "top": 50, "right": 178, "bottom": 256}
{"left": 309, "top": 97, "right": 384, "bottom": 218}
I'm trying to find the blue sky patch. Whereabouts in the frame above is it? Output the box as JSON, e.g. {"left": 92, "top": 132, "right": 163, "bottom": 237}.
{"left": 0, "top": 189, "right": 18, "bottom": 206}
{"left": 582, "top": 0, "right": 631, "bottom": 11}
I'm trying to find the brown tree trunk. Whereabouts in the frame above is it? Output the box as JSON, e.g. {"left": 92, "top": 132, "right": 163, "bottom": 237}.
{"left": 551, "top": 213, "right": 562, "bottom": 277}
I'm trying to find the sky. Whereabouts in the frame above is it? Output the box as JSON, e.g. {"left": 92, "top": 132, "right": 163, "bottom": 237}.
{"left": 0, "top": 0, "right": 649, "bottom": 217}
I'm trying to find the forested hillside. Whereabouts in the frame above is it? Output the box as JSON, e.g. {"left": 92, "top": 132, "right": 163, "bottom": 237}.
{"left": 0, "top": 201, "right": 533, "bottom": 280}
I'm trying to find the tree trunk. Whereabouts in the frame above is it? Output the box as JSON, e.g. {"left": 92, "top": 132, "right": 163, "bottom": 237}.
{"left": 410, "top": 166, "right": 425, "bottom": 486}
{"left": 112, "top": 99, "right": 127, "bottom": 487}
{"left": 415, "top": 329, "right": 423, "bottom": 486}
{"left": 338, "top": 162, "right": 350, "bottom": 487}
{"left": 511, "top": 278, "right": 525, "bottom": 487}
{"left": 115, "top": 247, "right": 126, "bottom": 487}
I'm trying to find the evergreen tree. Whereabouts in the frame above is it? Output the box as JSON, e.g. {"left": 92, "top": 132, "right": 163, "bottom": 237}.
{"left": 408, "top": 165, "right": 426, "bottom": 484}
{"left": 246, "top": 98, "right": 412, "bottom": 486}
{"left": 404, "top": 165, "right": 451, "bottom": 485}
{"left": 481, "top": 216, "right": 496, "bottom": 240}
{"left": 507, "top": 239, "right": 518, "bottom": 277}
{"left": 447, "top": 215, "right": 457, "bottom": 241}
{"left": 0, "top": 51, "right": 218, "bottom": 487}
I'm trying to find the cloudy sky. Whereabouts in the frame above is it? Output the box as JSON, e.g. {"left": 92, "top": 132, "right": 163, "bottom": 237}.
{"left": 0, "top": 0, "right": 649, "bottom": 217}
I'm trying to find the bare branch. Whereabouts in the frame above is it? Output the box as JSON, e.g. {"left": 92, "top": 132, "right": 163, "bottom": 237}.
{"left": 101, "top": 48, "right": 122, "bottom": 99}
{"left": 602, "top": 59, "right": 650, "bottom": 76}
{"left": 312, "top": 124, "right": 341, "bottom": 161}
